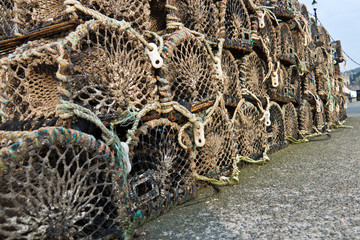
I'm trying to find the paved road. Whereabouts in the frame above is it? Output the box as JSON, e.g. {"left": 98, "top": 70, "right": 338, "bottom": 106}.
{"left": 139, "top": 101, "right": 360, "bottom": 240}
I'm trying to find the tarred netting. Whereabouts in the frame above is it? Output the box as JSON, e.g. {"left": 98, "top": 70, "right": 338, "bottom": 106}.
{"left": 224, "top": 0, "right": 252, "bottom": 50}
{"left": 299, "top": 99, "right": 314, "bottom": 134}
{"left": 195, "top": 104, "right": 235, "bottom": 179}
{"left": 166, "top": 0, "right": 223, "bottom": 41}
{"left": 0, "top": 41, "right": 63, "bottom": 128}
{"left": 0, "top": 127, "right": 128, "bottom": 239}
{"left": 314, "top": 99, "right": 326, "bottom": 132}
{"left": 128, "top": 119, "right": 195, "bottom": 218}
{"left": 282, "top": 102, "right": 298, "bottom": 138}
{"left": 160, "top": 30, "right": 218, "bottom": 106}
{"left": 238, "top": 51, "right": 268, "bottom": 97}
{"left": 266, "top": 101, "right": 285, "bottom": 150}
{"left": 278, "top": 22, "right": 294, "bottom": 63}
{"left": 0, "top": 0, "right": 14, "bottom": 39}
{"left": 232, "top": 101, "right": 266, "bottom": 159}
{"left": 64, "top": 21, "right": 156, "bottom": 115}
{"left": 220, "top": 50, "right": 242, "bottom": 98}
{"left": 11, "top": 0, "right": 151, "bottom": 35}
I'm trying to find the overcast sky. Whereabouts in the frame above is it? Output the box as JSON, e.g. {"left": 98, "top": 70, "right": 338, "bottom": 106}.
{"left": 301, "top": 0, "right": 360, "bottom": 71}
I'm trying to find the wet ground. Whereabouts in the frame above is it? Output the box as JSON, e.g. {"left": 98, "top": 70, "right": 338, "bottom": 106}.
{"left": 139, "top": 101, "right": 360, "bottom": 239}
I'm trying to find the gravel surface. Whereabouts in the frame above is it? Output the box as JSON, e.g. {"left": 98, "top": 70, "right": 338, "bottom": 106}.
{"left": 138, "top": 101, "right": 360, "bottom": 240}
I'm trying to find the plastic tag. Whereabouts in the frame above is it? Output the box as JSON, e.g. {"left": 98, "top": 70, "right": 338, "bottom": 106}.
{"left": 257, "top": 11, "right": 265, "bottom": 29}
{"left": 146, "top": 43, "right": 163, "bottom": 69}
{"left": 272, "top": 71, "right": 279, "bottom": 87}
{"left": 264, "top": 110, "right": 271, "bottom": 126}
{"left": 194, "top": 122, "right": 205, "bottom": 147}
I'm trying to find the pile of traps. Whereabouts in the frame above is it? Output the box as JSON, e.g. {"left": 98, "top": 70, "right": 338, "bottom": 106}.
{"left": 0, "top": 0, "right": 347, "bottom": 239}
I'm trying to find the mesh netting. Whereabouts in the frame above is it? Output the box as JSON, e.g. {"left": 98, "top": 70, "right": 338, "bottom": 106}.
{"left": 331, "top": 40, "right": 345, "bottom": 63}
{"left": 299, "top": 99, "right": 314, "bottom": 134}
{"left": 288, "top": 66, "right": 301, "bottom": 102}
{"left": 128, "top": 119, "right": 195, "bottom": 219}
{"left": 11, "top": 0, "right": 151, "bottom": 35}
{"left": 339, "top": 95, "right": 347, "bottom": 121}
{"left": 318, "top": 25, "right": 330, "bottom": 47}
{"left": 224, "top": 0, "right": 252, "bottom": 50}
{"left": 282, "top": 102, "right": 298, "bottom": 138}
{"left": 64, "top": 21, "right": 156, "bottom": 115}
{"left": 220, "top": 50, "right": 242, "bottom": 98}
{"left": 300, "top": 3, "right": 310, "bottom": 23}
{"left": 0, "top": 0, "right": 14, "bottom": 39}
{"left": 238, "top": 51, "right": 268, "bottom": 97}
{"left": 161, "top": 30, "right": 218, "bottom": 106}
{"left": 291, "top": 28, "right": 305, "bottom": 61}
{"left": 253, "top": 13, "right": 279, "bottom": 61}
{"left": 278, "top": 22, "right": 294, "bottom": 62}
{"left": 0, "top": 42, "right": 62, "bottom": 125}
{"left": 149, "top": 0, "right": 167, "bottom": 32}
{"left": 310, "top": 18, "right": 322, "bottom": 46}
{"left": 195, "top": 104, "right": 235, "bottom": 179}
{"left": 166, "top": 0, "right": 223, "bottom": 41}
{"left": 266, "top": 101, "right": 285, "bottom": 150}
{"left": 0, "top": 127, "right": 128, "bottom": 239}
{"left": 314, "top": 99, "right": 326, "bottom": 132}
{"left": 232, "top": 101, "right": 266, "bottom": 159}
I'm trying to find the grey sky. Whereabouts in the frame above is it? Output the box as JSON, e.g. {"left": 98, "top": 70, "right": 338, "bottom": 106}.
{"left": 301, "top": 0, "right": 360, "bottom": 71}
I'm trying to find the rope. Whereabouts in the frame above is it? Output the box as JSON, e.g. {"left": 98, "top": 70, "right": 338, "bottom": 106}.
{"left": 64, "top": 0, "right": 154, "bottom": 51}
{"left": 56, "top": 101, "right": 132, "bottom": 173}
{"left": 241, "top": 88, "right": 271, "bottom": 126}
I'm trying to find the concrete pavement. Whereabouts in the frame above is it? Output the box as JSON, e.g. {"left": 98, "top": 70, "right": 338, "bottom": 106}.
{"left": 139, "top": 101, "right": 360, "bottom": 239}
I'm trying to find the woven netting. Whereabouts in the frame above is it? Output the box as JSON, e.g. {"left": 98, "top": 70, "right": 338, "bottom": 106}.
{"left": 238, "top": 51, "right": 268, "bottom": 97}
{"left": 64, "top": 21, "right": 156, "bottom": 115}
{"left": 224, "top": 0, "right": 252, "bottom": 49}
{"left": 291, "top": 28, "right": 305, "bottom": 61}
{"left": 195, "top": 104, "right": 235, "bottom": 179}
{"left": 220, "top": 50, "right": 241, "bottom": 98}
{"left": 0, "top": 42, "right": 63, "bottom": 128}
{"left": 314, "top": 99, "right": 326, "bottom": 132}
{"left": 128, "top": 119, "right": 195, "bottom": 219}
{"left": 288, "top": 66, "right": 301, "bottom": 102}
{"left": 266, "top": 101, "right": 285, "bottom": 150}
{"left": 304, "top": 44, "right": 315, "bottom": 72}
{"left": 300, "top": 3, "right": 310, "bottom": 23}
{"left": 299, "top": 99, "right": 314, "bottom": 134}
{"left": 334, "top": 63, "right": 341, "bottom": 77}
{"left": 0, "top": 0, "right": 14, "bottom": 39}
{"left": 232, "top": 101, "right": 266, "bottom": 159}
{"left": 302, "top": 72, "right": 317, "bottom": 97}
{"left": 252, "top": 13, "right": 279, "bottom": 61}
{"left": 0, "top": 127, "right": 128, "bottom": 239}
{"left": 318, "top": 25, "right": 331, "bottom": 47}
{"left": 149, "top": 0, "right": 167, "bottom": 32}
{"left": 339, "top": 95, "right": 347, "bottom": 121}
{"left": 13, "top": 0, "right": 151, "bottom": 35}
{"left": 331, "top": 40, "right": 345, "bottom": 63}
{"left": 160, "top": 30, "right": 218, "bottom": 106}
{"left": 166, "top": 0, "right": 223, "bottom": 42}
{"left": 310, "top": 18, "right": 321, "bottom": 45}
{"left": 282, "top": 102, "right": 298, "bottom": 138}
{"left": 278, "top": 22, "right": 293, "bottom": 60}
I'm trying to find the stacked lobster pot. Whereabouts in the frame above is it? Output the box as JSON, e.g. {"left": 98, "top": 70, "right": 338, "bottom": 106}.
{"left": 0, "top": 0, "right": 348, "bottom": 239}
